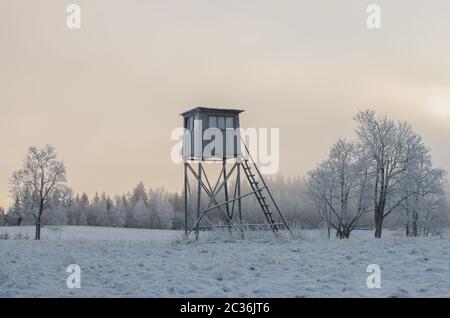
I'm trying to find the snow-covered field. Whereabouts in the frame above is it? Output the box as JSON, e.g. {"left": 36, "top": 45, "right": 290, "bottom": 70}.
{"left": 0, "top": 226, "right": 449, "bottom": 297}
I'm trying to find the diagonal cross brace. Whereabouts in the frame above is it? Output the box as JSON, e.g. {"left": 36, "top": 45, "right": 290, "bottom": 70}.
{"left": 186, "top": 162, "right": 242, "bottom": 235}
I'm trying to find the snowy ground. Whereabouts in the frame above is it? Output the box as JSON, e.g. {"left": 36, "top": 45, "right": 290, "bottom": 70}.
{"left": 0, "top": 226, "right": 449, "bottom": 297}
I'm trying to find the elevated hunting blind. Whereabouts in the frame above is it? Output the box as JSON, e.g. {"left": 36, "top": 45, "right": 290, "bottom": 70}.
{"left": 181, "top": 107, "right": 292, "bottom": 238}
{"left": 181, "top": 107, "right": 243, "bottom": 160}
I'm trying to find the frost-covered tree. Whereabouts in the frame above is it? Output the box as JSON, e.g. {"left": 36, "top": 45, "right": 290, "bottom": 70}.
{"left": 7, "top": 196, "right": 23, "bottom": 226}
{"left": 111, "top": 195, "right": 127, "bottom": 227}
{"left": 151, "top": 188, "right": 175, "bottom": 230}
{"left": 307, "top": 139, "right": 371, "bottom": 238}
{"left": 42, "top": 187, "right": 71, "bottom": 226}
{"left": 78, "top": 209, "right": 87, "bottom": 226}
{"left": 95, "top": 193, "right": 112, "bottom": 227}
{"left": 307, "top": 160, "right": 335, "bottom": 237}
{"left": 0, "top": 207, "right": 5, "bottom": 226}
{"left": 17, "top": 185, "right": 38, "bottom": 225}
{"left": 131, "top": 199, "right": 150, "bottom": 228}
{"left": 169, "top": 192, "right": 185, "bottom": 229}
{"left": 131, "top": 182, "right": 149, "bottom": 207}
{"left": 399, "top": 150, "right": 447, "bottom": 236}
{"left": 44, "top": 204, "right": 68, "bottom": 226}
{"left": 65, "top": 194, "right": 87, "bottom": 226}
{"left": 79, "top": 193, "right": 89, "bottom": 225}
{"left": 354, "top": 110, "right": 425, "bottom": 238}
{"left": 67, "top": 194, "right": 85, "bottom": 225}
{"left": 10, "top": 145, "right": 66, "bottom": 240}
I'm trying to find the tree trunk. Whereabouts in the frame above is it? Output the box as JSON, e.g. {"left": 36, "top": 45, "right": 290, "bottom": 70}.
{"left": 35, "top": 221, "right": 41, "bottom": 240}
{"left": 374, "top": 191, "right": 387, "bottom": 239}
{"left": 36, "top": 201, "right": 43, "bottom": 240}
{"left": 337, "top": 225, "right": 351, "bottom": 239}
{"left": 336, "top": 225, "right": 349, "bottom": 239}
{"left": 342, "top": 225, "right": 351, "bottom": 239}
{"left": 35, "top": 223, "right": 39, "bottom": 240}
{"left": 411, "top": 210, "right": 418, "bottom": 237}
{"left": 374, "top": 208, "right": 383, "bottom": 238}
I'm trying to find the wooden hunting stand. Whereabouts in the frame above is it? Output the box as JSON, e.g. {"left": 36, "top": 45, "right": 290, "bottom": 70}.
{"left": 181, "top": 107, "right": 292, "bottom": 239}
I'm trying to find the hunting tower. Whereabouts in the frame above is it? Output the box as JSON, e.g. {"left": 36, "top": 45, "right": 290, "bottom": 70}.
{"left": 181, "top": 107, "right": 291, "bottom": 238}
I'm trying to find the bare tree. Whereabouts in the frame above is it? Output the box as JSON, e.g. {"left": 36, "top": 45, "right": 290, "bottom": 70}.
{"left": 307, "top": 139, "right": 371, "bottom": 238}
{"left": 354, "top": 110, "right": 425, "bottom": 238}
{"left": 307, "top": 160, "right": 335, "bottom": 238}
{"left": 400, "top": 152, "right": 446, "bottom": 236}
{"left": 0, "top": 206, "right": 6, "bottom": 226}
{"left": 418, "top": 189, "right": 448, "bottom": 236}
{"left": 10, "top": 145, "right": 66, "bottom": 240}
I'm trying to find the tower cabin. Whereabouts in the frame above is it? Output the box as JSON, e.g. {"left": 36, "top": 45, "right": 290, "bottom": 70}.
{"left": 181, "top": 107, "right": 244, "bottom": 161}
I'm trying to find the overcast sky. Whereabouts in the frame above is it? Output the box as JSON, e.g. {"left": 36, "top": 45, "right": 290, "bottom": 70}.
{"left": 1, "top": 0, "right": 449, "bottom": 208}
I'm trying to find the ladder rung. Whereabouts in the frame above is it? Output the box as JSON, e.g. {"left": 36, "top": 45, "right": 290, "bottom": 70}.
{"left": 256, "top": 197, "right": 265, "bottom": 203}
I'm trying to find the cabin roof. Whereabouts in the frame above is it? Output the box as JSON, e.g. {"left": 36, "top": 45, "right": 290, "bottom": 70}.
{"left": 180, "top": 107, "right": 244, "bottom": 117}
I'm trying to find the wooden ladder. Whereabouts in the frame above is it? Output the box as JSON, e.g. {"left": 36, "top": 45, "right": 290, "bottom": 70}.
{"left": 242, "top": 159, "right": 282, "bottom": 233}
